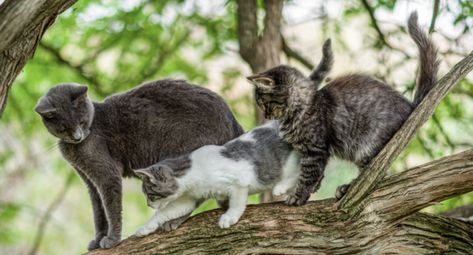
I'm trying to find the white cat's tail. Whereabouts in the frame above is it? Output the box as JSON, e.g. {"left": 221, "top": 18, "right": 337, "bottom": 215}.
{"left": 408, "top": 12, "right": 440, "bottom": 106}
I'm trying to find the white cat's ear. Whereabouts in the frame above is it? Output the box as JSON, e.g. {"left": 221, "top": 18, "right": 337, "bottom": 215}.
{"left": 71, "top": 85, "right": 88, "bottom": 101}
{"left": 133, "top": 168, "right": 154, "bottom": 179}
{"left": 35, "top": 97, "right": 57, "bottom": 119}
{"left": 247, "top": 75, "right": 274, "bottom": 90}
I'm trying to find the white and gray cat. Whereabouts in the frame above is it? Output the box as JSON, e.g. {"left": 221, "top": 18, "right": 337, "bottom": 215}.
{"left": 133, "top": 121, "right": 300, "bottom": 235}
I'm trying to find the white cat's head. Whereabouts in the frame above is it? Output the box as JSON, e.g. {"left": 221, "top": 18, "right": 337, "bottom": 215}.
{"left": 134, "top": 164, "right": 181, "bottom": 209}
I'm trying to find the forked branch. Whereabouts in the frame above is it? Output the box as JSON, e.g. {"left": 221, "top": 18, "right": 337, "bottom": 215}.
{"left": 363, "top": 149, "right": 473, "bottom": 222}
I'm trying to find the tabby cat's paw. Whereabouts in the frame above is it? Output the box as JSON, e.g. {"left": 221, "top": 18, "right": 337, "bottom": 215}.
{"left": 87, "top": 239, "right": 101, "bottom": 251}
{"left": 285, "top": 193, "right": 309, "bottom": 206}
{"left": 99, "top": 235, "right": 120, "bottom": 249}
{"left": 335, "top": 184, "right": 350, "bottom": 200}
{"left": 218, "top": 214, "right": 239, "bottom": 229}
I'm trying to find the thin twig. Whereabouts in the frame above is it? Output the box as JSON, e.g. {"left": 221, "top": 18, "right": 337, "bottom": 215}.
{"left": 429, "top": 0, "right": 440, "bottom": 34}
{"left": 360, "top": 0, "right": 391, "bottom": 48}
{"left": 28, "top": 172, "right": 75, "bottom": 255}
{"left": 39, "top": 41, "right": 107, "bottom": 96}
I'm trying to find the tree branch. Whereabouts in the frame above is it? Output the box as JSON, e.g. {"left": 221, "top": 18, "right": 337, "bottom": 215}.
{"left": 39, "top": 41, "right": 106, "bottom": 96}
{"left": 429, "top": 0, "right": 440, "bottom": 33}
{"left": 87, "top": 200, "right": 473, "bottom": 254}
{"left": 281, "top": 35, "right": 314, "bottom": 70}
{"left": 28, "top": 172, "right": 75, "bottom": 255}
{"left": 360, "top": 0, "right": 391, "bottom": 48}
{"left": 236, "top": 0, "right": 257, "bottom": 66}
{"left": 0, "top": 0, "right": 77, "bottom": 115}
{"left": 363, "top": 149, "right": 473, "bottom": 222}
{"left": 339, "top": 50, "right": 473, "bottom": 210}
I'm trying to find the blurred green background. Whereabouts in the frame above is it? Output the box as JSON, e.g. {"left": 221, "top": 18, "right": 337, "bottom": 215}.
{"left": 0, "top": 0, "right": 472, "bottom": 254}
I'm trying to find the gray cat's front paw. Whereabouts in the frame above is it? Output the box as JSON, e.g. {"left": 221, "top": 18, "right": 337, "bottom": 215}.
{"left": 99, "top": 235, "right": 120, "bottom": 249}
{"left": 335, "top": 184, "right": 350, "bottom": 200}
{"left": 285, "top": 193, "right": 310, "bottom": 206}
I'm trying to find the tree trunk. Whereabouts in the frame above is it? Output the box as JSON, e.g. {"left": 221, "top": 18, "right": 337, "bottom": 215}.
{"left": 237, "top": 0, "right": 284, "bottom": 203}
{"left": 87, "top": 49, "right": 473, "bottom": 254}
{"left": 0, "top": 0, "right": 77, "bottom": 115}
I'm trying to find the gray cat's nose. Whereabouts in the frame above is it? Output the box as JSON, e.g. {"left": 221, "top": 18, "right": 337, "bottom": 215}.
{"left": 72, "top": 128, "right": 83, "bottom": 141}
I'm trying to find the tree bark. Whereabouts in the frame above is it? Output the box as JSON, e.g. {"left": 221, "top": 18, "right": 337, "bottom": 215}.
{"left": 237, "top": 0, "right": 284, "bottom": 203}
{"left": 87, "top": 151, "right": 473, "bottom": 254}
{"left": 87, "top": 50, "right": 473, "bottom": 254}
{"left": 0, "top": 0, "right": 77, "bottom": 115}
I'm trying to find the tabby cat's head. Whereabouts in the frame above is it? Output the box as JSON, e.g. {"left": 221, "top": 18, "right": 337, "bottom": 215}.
{"left": 35, "top": 83, "right": 94, "bottom": 144}
{"left": 247, "top": 65, "right": 307, "bottom": 120}
{"left": 134, "top": 164, "right": 180, "bottom": 209}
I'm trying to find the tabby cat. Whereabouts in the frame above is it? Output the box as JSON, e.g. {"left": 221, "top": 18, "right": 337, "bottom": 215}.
{"left": 247, "top": 13, "right": 439, "bottom": 205}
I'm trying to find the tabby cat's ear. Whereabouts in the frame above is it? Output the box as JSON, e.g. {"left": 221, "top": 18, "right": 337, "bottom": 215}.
{"left": 133, "top": 168, "right": 154, "bottom": 180}
{"left": 35, "top": 97, "right": 57, "bottom": 119}
{"left": 247, "top": 75, "right": 274, "bottom": 90}
{"left": 71, "top": 85, "right": 88, "bottom": 101}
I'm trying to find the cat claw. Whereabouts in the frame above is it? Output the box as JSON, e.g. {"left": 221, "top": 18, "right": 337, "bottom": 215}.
{"left": 285, "top": 194, "right": 309, "bottom": 206}
{"left": 218, "top": 214, "right": 239, "bottom": 229}
{"left": 335, "top": 184, "right": 351, "bottom": 200}
{"left": 99, "top": 235, "right": 120, "bottom": 249}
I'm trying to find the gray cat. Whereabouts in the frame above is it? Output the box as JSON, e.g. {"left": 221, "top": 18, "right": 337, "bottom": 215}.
{"left": 35, "top": 79, "right": 243, "bottom": 249}
{"left": 133, "top": 121, "right": 300, "bottom": 235}
{"left": 247, "top": 12, "right": 439, "bottom": 205}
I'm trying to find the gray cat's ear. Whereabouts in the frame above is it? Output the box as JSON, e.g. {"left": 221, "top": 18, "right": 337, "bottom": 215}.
{"left": 71, "top": 85, "right": 88, "bottom": 101}
{"left": 134, "top": 168, "right": 154, "bottom": 180}
{"left": 35, "top": 98, "right": 57, "bottom": 118}
{"left": 246, "top": 75, "right": 274, "bottom": 90}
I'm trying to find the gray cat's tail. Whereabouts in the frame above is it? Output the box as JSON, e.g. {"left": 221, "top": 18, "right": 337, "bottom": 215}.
{"left": 408, "top": 12, "right": 440, "bottom": 106}
{"left": 309, "top": 38, "right": 334, "bottom": 89}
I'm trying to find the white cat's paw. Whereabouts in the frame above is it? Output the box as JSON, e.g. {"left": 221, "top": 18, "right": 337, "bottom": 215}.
{"left": 134, "top": 226, "right": 155, "bottom": 237}
{"left": 218, "top": 213, "right": 239, "bottom": 229}
{"left": 273, "top": 184, "right": 290, "bottom": 196}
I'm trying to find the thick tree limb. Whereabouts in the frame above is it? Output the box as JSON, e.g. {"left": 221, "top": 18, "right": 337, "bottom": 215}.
{"left": 0, "top": 0, "right": 77, "bottom": 115}
{"left": 339, "top": 50, "right": 473, "bottom": 210}
{"left": 364, "top": 149, "right": 473, "bottom": 222}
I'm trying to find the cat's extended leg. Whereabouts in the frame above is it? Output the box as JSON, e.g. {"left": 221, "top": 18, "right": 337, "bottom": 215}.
{"left": 135, "top": 196, "right": 197, "bottom": 237}
{"left": 76, "top": 170, "right": 108, "bottom": 251}
{"left": 218, "top": 186, "right": 248, "bottom": 228}
{"left": 286, "top": 149, "right": 329, "bottom": 206}
{"left": 90, "top": 171, "right": 122, "bottom": 249}
{"left": 159, "top": 199, "right": 204, "bottom": 232}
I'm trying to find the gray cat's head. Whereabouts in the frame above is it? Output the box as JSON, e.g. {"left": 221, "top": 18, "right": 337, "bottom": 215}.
{"left": 35, "top": 83, "right": 94, "bottom": 144}
{"left": 247, "top": 65, "right": 308, "bottom": 120}
{"left": 134, "top": 164, "right": 180, "bottom": 209}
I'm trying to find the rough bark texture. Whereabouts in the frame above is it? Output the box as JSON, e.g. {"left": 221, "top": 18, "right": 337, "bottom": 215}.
{"left": 0, "top": 0, "right": 77, "bottom": 115}
{"left": 237, "top": 0, "right": 284, "bottom": 203}
{"left": 87, "top": 50, "right": 473, "bottom": 254}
